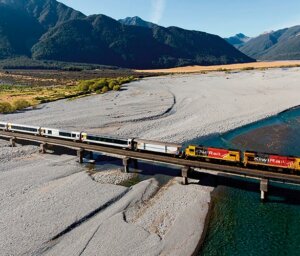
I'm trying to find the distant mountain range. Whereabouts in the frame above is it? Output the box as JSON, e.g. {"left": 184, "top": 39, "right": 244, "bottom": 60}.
{"left": 225, "top": 33, "right": 251, "bottom": 48}
{"left": 0, "top": 0, "right": 254, "bottom": 69}
{"left": 227, "top": 27, "right": 300, "bottom": 60}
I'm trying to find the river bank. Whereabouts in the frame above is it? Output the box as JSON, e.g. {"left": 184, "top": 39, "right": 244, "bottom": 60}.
{"left": 1, "top": 68, "right": 300, "bottom": 255}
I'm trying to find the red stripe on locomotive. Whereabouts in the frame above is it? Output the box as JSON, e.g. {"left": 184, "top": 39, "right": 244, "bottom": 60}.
{"left": 207, "top": 148, "right": 229, "bottom": 159}
{"left": 268, "top": 155, "right": 295, "bottom": 168}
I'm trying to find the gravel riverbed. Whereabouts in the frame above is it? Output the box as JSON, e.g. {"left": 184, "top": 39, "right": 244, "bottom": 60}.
{"left": 1, "top": 68, "right": 300, "bottom": 255}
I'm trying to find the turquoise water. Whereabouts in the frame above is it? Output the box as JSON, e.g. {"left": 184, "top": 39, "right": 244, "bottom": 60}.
{"left": 200, "top": 180, "right": 300, "bottom": 256}
{"left": 189, "top": 106, "right": 300, "bottom": 155}
{"left": 198, "top": 106, "right": 300, "bottom": 256}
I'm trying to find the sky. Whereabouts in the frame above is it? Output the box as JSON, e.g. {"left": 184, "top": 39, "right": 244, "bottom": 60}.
{"left": 59, "top": 0, "right": 300, "bottom": 37}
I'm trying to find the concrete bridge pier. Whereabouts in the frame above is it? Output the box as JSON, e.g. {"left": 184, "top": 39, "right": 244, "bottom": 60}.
{"left": 10, "top": 137, "right": 16, "bottom": 147}
{"left": 182, "top": 166, "right": 190, "bottom": 185}
{"left": 260, "top": 179, "right": 269, "bottom": 201}
{"left": 123, "top": 157, "right": 131, "bottom": 173}
{"left": 77, "top": 148, "right": 84, "bottom": 164}
{"left": 40, "top": 143, "right": 47, "bottom": 154}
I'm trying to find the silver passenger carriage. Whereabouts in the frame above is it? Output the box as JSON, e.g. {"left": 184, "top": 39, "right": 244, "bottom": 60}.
{"left": 134, "top": 139, "right": 182, "bottom": 156}
{"left": 81, "top": 133, "right": 133, "bottom": 149}
{"left": 8, "top": 123, "right": 40, "bottom": 135}
{"left": 41, "top": 128, "right": 81, "bottom": 141}
{"left": 0, "top": 122, "right": 8, "bottom": 130}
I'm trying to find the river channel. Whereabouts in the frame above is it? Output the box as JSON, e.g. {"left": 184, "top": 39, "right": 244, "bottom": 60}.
{"left": 198, "top": 106, "right": 300, "bottom": 255}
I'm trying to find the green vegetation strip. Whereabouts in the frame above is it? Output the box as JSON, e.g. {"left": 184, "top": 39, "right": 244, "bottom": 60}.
{"left": 0, "top": 76, "right": 135, "bottom": 114}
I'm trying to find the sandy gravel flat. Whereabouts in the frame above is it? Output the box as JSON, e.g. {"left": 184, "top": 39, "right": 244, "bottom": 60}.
{"left": 136, "top": 60, "right": 300, "bottom": 73}
{"left": 0, "top": 143, "right": 210, "bottom": 255}
{"left": 0, "top": 147, "right": 127, "bottom": 255}
{"left": 1, "top": 68, "right": 300, "bottom": 255}
{"left": 2, "top": 68, "right": 300, "bottom": 143}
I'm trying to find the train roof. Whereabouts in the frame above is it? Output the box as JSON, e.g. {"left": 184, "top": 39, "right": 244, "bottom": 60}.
{"left": 189, "top": 144, "right": 241, "bottom": 152}
{"left": 83, "top": 133, "right": 131, "bottom": 141}
{"left": 134, "top": 138, "right": 182, "bottom": 147}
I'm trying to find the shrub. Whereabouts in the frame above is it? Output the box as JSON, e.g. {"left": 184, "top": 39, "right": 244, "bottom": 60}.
{"left": 77, "top": 82, "right": 90, "bottom": 92}
{"left": 77, "top": 76, "right": 134, "bottom": 94}
{"left": 77, "top": 80, "right": 94, "bottom": 92}
{"left": 113, "top": 85, "right": 121, "bottom": 91}
{"left": 0, "top": 102, "right": 14, "bottom": 113}
{"left": 117, "top": 76, "right": 134, "bottom": 85}
{"left": 108, "top": 80, "right": 117, "bottom": 90}
{"left": 101, "top": 86, "right": 109, "bottom": 93}
{"left": 13, "top": 99, "right": 31, "bottom": 110}
{"left": 90, "top": 79, "right": 108, "bottom": 91}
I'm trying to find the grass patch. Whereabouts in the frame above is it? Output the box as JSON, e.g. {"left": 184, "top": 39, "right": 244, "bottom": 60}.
{"left": 0, "top": 76, "right": 135, "bottom": 113}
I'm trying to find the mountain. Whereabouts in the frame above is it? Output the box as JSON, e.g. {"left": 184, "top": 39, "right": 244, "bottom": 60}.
{"left": 0, "top": 3, "right": 43, "bottom": 58}
{"left": 0, "top": 0, "right": 85, "bottom": 29}
{"left": 238, "top": 26, "right": 300, "bottom": 60}
{"left": 32, "top": 14, "right": 254, "bottom": 68}
{"left": 225, "top": 33, "right": 251, "bottom": 47}
{"left": 0, "top": 0, "right": 84, "bottom": 58}
{"left": 0, "top": 0, "right": 255, "bottom": 68}
{"left": 119, "top": 16, "right": 157, "bottom": 28}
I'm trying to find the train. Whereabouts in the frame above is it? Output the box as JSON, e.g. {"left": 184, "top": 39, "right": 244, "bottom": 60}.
{"left": 0, "top": 122, "right": 299, "bottom": 173}
{"left": 0, "top": 122, "right": 182, "bottom": 154}
{"left": 185, "top": 145, "right": 300, "bottom": 172}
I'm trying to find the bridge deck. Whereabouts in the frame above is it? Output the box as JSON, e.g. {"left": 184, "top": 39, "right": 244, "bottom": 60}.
{"left": 1, "top": 130, "right": 300, "bottom": 185}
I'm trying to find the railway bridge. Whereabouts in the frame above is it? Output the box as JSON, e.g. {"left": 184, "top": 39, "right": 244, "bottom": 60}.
{"left": 1, "top": 130, "right": 300, "bottom": 201}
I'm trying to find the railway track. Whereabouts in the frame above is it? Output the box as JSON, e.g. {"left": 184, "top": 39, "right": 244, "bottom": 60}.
{"left": 1, "top": 130, "right": 300, "bottom": 186}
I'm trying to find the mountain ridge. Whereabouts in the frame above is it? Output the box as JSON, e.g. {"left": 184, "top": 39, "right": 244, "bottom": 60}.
{"left": 225, "top": 33, "right": 251, "bottom": 48}
{"left": 227, "top": 26, "right": 300, "bottom": 60}
{"left": 0, "top": 0, "right": 85, "bottom": 29}
{"left": 118, "top": 16, "right": 157, "bottom": 28}
{"left": 0, "top": 0, "right": 255, "bottom": 68}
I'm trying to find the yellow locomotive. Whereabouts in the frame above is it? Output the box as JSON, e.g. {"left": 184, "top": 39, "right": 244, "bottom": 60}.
{"left": 185, "top": 145, "right": 300, "bottom": 172}
{"left": 244, "top": 151, "right": 300, "bottom": 171}
{"left": 185, "top": 145, "right": 241, "bottom": 163}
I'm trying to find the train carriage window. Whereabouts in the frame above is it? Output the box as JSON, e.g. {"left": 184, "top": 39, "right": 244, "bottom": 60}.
{"left": 0, "top": 124, "right": 5, "bottom": 127}
{"left": 48, "top": 130, "right": 52, "bottom": 135}
{"left": 72, "top": 134, "right": 76, "bottom": 138}
{"left": 59, "top": 132, "right": 72, "bottom": 137}
{"left": 87, "top": 135, "right": 128, "bottom": 145}
{"left": 11, "top": 125, "right": 37, "bottom": 132}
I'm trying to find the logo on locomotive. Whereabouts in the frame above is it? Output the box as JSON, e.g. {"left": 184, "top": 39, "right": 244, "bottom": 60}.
{"left": 254, "top": 156, "right": 269, "bottom": 164}
{"left": 195, "top": 148, "right": 208, "bottom": 156}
